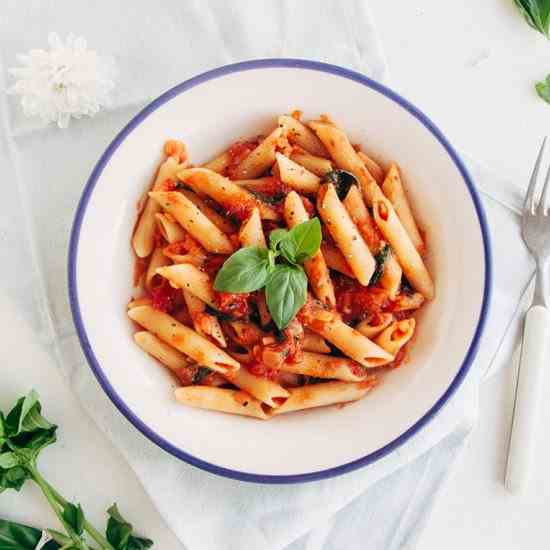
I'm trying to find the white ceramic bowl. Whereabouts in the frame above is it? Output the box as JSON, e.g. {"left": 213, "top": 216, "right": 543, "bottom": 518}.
{"left": 69, "top": 59, "right": 491, "bottom": 483}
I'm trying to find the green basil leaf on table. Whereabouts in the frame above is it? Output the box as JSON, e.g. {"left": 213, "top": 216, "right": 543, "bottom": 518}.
{"left": 536, "top": 73, "right": 550, "bottom": 103}
{"left": 279, "top": 217, "right": 322, "bottom": 264}
{"left": 62, "top": 503, "right": 85, "bottom": 537}
{"left": 0, "top": 518, "right": 45, "bottom": 549}
{"left": 107, "top": 504, "right": 153, "bottom": 550}
{"left": 5, "top": 390, "right": 55, "bottom": 437}
{"left": 514, "top": 0, "right": 550, "bottom": 37}
{"left": 0, "top": 452, "right": 20, "bottom": 469}
{"left": 265, "top": 264, "right": 308, "bottom": 330}
{"left": 0, "top": 465, "right": 31, "bottom": 493}
{"left": 214, "top": 247, "right": 271, "bottom": 293}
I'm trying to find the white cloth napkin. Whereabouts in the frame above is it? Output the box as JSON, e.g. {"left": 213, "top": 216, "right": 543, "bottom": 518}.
{"left": 0, "top": 1, "right": 533, "bottom": 549}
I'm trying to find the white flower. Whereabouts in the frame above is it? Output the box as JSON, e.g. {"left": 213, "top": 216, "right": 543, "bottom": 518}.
{"left": 8, "top": 32, "right": 117, "bottom": 128}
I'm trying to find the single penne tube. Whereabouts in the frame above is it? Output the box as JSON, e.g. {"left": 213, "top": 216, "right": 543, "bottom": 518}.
{"left": 271, "top": 380, "right": 376, "bottom": 415}
{"left": 303, "top": 330, "right": 331, "bottom": 353}
{"left": 174, "top": 386, "right": 269, "bottom": 419}
{"left": 134, "top": 331, "right": 191, "bottom": 371}
{"left": 321, "top": 243, "right": 356, "bottom": 278}
{"left": 374, "top": 318, "right": 416, "bottom": 356}
{"left": 155, "top": 213, "right": 186, "bottom": 244}
{"left": 355, "top": 313, "right": 394, "bottom": 340}
{"left": 276, "top": 371, "right": 302, "bottom": 387}
{"left": 132, "top": 156, "right": 182, "bottom": 258}
{"left": 299, "top": 300, "right": 393, "bottom": 367}
{"left": 279, "top": 351, "right": 371, "bottom": 382}
{"left": 275, "top": 152, "right": 320, "bottom": 194}
{"left": 201, "top": 150, "right": 231, "bottom": 174}
{"left": 284, "top": 191, "right": 335, "bottom": 307}
{"left": 308, "top": 120, "right": 384, "bottom": 206}
{"left": 317, "top": 183, "right": 375, "bottom": 286}
{"left": 231, "top": 127, "right": 283, "bottom": 180}
{"left": 229, "top": 320, "right": 265, "bottom": 346}
{"left": 382, "top": 164, "right": 424, "bottom": 251}
{"left": 343, "top": 186, "right": 402, "bottom": 298}
{"left": 278, "top": 115, "right": 329, "bottom": 157}
{"left": 128, "top": 306, "right": 239, "bottom": 374}
{"left": 149, "top": 191, "right": 235, "bottom": 254}
{"left": 356, "top": 313, "right": 394, "bottom": 339}
{"left": 156, "top": 264, "right": 216, "bottom": 307}
{"left": 127, "top": 297, "right": 152, "bottom": 309}
{"left": 178, "top": 168, "right": 279, "bottom": 220}
{"left": 233, "top": 177, "right": 278, "bottom": 192}
{"left": 393, "top": 292, "right": 425, "bottom": 311}
{"left": 290, "top": 152, "right": 333, "bottom": 176}
{"left": 179, "top": 189, "right": 236, "bottom": 234}
{"left": 224, "top": 368, "right": 289, "bottom": 408}
{"left": 372, "top": 197, "right": 434, "bottom": 299}
{"left": 145, "top": 247, "right": 171, "bottom": 290}
{"left": 357, "top": 151, "right": 385, "bottom": 184}
{"left": 183, "top": 291, "right": 226, "bottom": 348}
{"left": 239, "top": 207, "right": 267, "bottom": 248}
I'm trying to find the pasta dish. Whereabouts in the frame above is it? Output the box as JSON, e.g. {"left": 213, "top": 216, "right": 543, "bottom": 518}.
{"left": 128, "top": 112, "right": 434, "bottom": 419}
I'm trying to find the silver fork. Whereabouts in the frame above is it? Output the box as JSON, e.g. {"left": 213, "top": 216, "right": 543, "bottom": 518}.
{"left": 505, "top": 138, "right": 550, "bottom": 494}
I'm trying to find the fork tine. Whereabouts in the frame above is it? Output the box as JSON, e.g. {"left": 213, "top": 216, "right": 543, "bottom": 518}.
{"left": 539, "top": 160, "right": 550, "bottom": 215}
{"left": 525, "top": 137, "right": 547, "bottom": 214}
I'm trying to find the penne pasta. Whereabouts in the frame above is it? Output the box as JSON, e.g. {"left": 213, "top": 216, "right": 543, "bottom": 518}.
{"left": 239, "top": 207, "right": 267, "bottom": 248}
{"left": 128, "top": 306, "right": 240, "bottom": 374}
{"left": 317, "top": 183, "right": 376, "bottom": 285}
{"left": 228, "top": 320, "right": 265, "bottom": 346}
{"left": 232, "top": 176, "right": 278, "bottom": 192}
{"left": 149, "top": 191, "right": 235, "bottom": 254}
{"left": 321, "top": 243, "right": 356, "bottom": 278}
{"left": 276, "top": 153, "right": 320, "bottom": 194}
{"left": 299, "top": 300, "right": 393, "bottom": 367}
{"left": 175, "top": 386, "right": 269, "bottom": 419}
{"left": 183, "top": 291, "right": 226, "bottom": 348}
{"left": 271, "top": 380, "right": 376, "bottom": 415}
{"left": 127, "top": 297, "right": 152, "bottom": 310}
{"left": 155, "top": 213, "right": 186, "bottom": 244}
{"left": 372, "top": 197, "right": 434, "bottom": 299}
{"left": 343, "top": 185, "right": 402, "bottom": 298}
{"left": 284, "top": 191, "right": 335, "bottom": 307}
{"left": 132, "top": 156, "right": 182, "bottom": 258}
{"left": 382, "top": 164, "right": 424, "bottom": 251}
{"left": 279, "top": 351, "right": 372, "bottom": 382}
{"left": 145, "top": 247, "right": 171, "bottom": 290}
{"left": 357, "top": 151, "right": 385, "bottom": 185}
{"left": 225, "top": 368, "right": 289, "bottom": 408}
{"left": 134, "top": 331, "right": 191, "bottom": 371}
{"left": 303, "top": 329, "right": 331, "bottom": 354}
{"left": 393, "top": 292, "right": 425, "bottom": 311}
{"left": 156, "top": 263, "right": 216, "bottom": 307}
{"left": 290, "top": 152, "right": 333, "bottom": 177}
{"left": 231, "top": 127, "right": 283, "bottom": 180}
{"left": 178, "top": 167, "right": 279, "bottom": 220}
{"left": 278, "top": 115, "right": 329, "bottom": 158}
{"left": 201, "top": 150, "right": 231, "bottom": 174}
{"left": 180, "top": 189, "right": 237, "bottom": 234}
{"left": 308, "top": 120, "right": 384, "bottom": 206}
{"left": 356, "top": 313, "right": 394, "bottom": 339}
{"left": 374, "top": 319, "right": 415, "bottom": 356}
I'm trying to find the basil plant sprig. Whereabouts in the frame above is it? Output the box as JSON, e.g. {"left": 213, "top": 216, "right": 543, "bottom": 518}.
{"left": 214, "top": 218, "right": 322, "bottom": 329}
{"left": 0, "top": 390, "right": 153, "bottom": 550}
{"left": 514, "top": 0, "right": 550, "bottom": 38}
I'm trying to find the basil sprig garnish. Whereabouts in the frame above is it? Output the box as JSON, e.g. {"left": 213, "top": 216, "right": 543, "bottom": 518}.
{"left": 214, "top": 218, "right": 321, "bottom": 329}
{"left": 514, "top": 0, "right": 550, "bottom": 38}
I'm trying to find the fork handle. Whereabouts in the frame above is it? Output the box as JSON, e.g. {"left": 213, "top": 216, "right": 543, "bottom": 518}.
{"left": 505, "top": 305, "right": 550, "bottom": 494}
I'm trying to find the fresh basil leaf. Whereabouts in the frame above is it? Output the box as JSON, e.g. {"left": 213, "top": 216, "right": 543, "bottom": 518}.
{"left": 106, "top": 504, "right": 153, "bottom": 550}
{"left": 0, "top": 518, "right": 44, "bottom": 549}
{"left": 279, "top": 218, "right": 322, "bottom": 264}
{"left": 322, "top": 170, "right": 358, "bottom": 200}
{"left": 0, "top": 452, "right": 20, "bottom": 469}
{"left": 514, "top": 0, "right": 550, "bottom": 37}
{"left": 265, "top": 265, "right": 308, "bottom": 329}
{"left": 536, "top": 73, "right": 550, "bottom": 103}
{"left": 62, "top": 503, "right": 84, "bottom": 536}
{"left": 213, "top": 247, "right": 271, "bottom": 293}
{"left": 269, "top": 229, "right": 288, "bottom": 250}
{"left": 369, "top": 244, "right": 391, "bottom": 286}
{"left": 0, "top": 465, "right": 30, "bottom": 492}
{"left": 5, "top": 390, "right": 54, "bottom": 437}
{"left": 192, "top": 367, "right": 211, "bottom": 385}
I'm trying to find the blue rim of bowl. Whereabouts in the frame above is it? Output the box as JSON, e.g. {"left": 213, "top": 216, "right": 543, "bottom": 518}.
{"left": 68, "top": 58, "right": 492, "bottom": 484}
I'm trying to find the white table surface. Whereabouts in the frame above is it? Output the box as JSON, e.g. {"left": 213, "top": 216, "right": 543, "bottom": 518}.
{"left": 2, "top": 1, "right": 550, "bottom": 548}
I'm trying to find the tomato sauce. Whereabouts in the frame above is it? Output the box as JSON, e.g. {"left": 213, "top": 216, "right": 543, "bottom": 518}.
{"left": 334, "top": 275, "right": 389, "bottom": 323}
{"left": 215, "top": 291, "right": 250, "bottom": 318}
{"left": 226, "top": 138, "right": 261, "bottom": 179}
{"left": 246, "top": 362, "right": 279, "bottom": 381}
{"left": 150, "top": 279, "right": 180, "bottom": 313}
